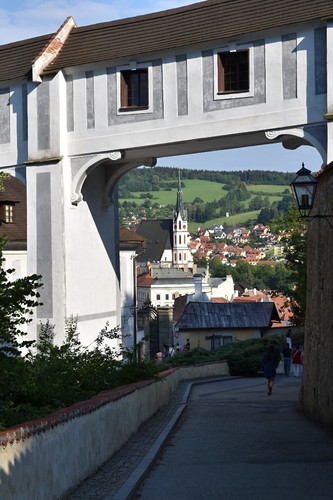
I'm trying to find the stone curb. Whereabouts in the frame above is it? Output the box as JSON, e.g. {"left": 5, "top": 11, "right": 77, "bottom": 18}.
{"left": 110, "top": 376, "right": 240, "bottom": 500}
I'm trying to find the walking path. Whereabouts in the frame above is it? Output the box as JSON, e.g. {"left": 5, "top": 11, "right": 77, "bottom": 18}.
{"left": 68, "top": 378, "right": 192, "bottom": 499}
{"left": 69, "top": 371, "right": 333, "bottom": 500}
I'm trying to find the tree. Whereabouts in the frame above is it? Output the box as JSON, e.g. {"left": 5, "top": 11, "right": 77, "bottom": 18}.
{"left": 274, "top": 206, "right": 307, "bottom": 324}
{"left": 209, "top": 257, "right": 228, "bottom": 277}
{"left": 233, "top": 260, "right": 255, "bottom": 286}
{"left": 0, "top": 237, "right": 43, "bottom": 355}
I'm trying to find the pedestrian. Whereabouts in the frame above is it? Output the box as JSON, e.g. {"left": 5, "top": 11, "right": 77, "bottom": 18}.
{"left": 169, "top": 345, "right": 175, "bottom": 357}
{"left": 155, "top": 350, "right": 164, "bottom": 364}
{"left": 176, "top": 342, "right": 181, "bottom": 351}
{"left": 286, "top": 329, "right": 292, "bottom": 348}
{"left": 185, "top": 338, "right": 190, "bottom": 350}
{"left": 282, "top": 343, "right": 292, "bottom": 376}
{"left": 292, "top": 345, "right": 303, "bottom": 377}
{"left": 262, "top": 345, "right": 278, "bottom": 395}
{"left": 163, "top": 344, "right": 169, "bottom": 358}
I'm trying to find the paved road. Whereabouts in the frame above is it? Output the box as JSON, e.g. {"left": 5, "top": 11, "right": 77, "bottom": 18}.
{"left": 134, "top": 375, "right": 333, "bottom": 500}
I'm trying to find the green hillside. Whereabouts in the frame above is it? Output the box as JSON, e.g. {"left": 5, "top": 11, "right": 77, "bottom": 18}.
{"left": 120, "top": 179, "right": 288, "bottom": 206}
{"left": 119, "top": 166, "right": 293, "bottom": 229}
{"left": 188, "top": 211, "right": 260, "bottom": 233}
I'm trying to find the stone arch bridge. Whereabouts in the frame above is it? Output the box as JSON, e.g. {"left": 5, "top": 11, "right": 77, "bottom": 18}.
{"left": 0, "top": 0, "right": 332, "bottom": 344}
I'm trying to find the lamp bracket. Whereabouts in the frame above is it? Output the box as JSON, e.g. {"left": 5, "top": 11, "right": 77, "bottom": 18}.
{"left": 299, "top": 214, "right": 333, "bottom": 230}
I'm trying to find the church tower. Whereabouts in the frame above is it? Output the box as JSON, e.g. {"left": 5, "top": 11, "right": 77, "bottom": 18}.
{"left": 173, "top": 171, "right": 192, "bottom": 269}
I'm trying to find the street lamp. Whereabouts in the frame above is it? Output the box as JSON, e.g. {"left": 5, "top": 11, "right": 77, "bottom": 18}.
{"left": 290, "top": 163, "right": 318, "bottom": 216}
{"left": 291, "top": 163, "right": 333, "bottom": 228}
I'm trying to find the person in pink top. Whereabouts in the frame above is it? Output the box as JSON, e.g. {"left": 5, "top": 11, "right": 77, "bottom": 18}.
{"left": 291, "top": 346, "right": 303, "bottom": 377}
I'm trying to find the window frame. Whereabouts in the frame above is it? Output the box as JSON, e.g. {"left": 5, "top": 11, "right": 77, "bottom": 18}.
{"left": 214, "top": 44, "right": 254, "bottom": 100}
{"left": 6, "top": 204, "right": 14, "bottom": 223}
{"left": 0, "top": 203, "right": 14, "bottom": 224}
{"left": 117, "top": 62, "right": 153, "bottom": 114}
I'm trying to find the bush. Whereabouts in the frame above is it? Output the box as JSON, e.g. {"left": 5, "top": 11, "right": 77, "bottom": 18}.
{"left": 0, "top": 319, "right": 162, "bottom": 431}
{"left": 164, "top": 336, "right": 287, "bottom": 376}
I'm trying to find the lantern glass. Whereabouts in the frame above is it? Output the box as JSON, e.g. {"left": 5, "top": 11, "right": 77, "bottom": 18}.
{"left": 290, "top": 164, "right": 318, "bottom": 213}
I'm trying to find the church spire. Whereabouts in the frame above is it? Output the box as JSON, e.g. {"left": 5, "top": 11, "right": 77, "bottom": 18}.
{"left": 176, "top": 169, "right": 183, "bottom": 217}
{"left": 172, "top": 169, "right": 191, "bottom": 269}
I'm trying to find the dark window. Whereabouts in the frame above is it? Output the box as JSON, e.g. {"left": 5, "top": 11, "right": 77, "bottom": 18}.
{"left": 166, "top": 294, "right": 169, "bottom": 300}
{"left": 218, "top": 51, "right": 249, "bottom": 93}
{"left": 211, "top": 337, "right": 222, "bottom": 350}
{"left": 120, "top": 69, "right": 148, "bottom": 109}
{"left": 156, "top": 294, "right": 161, "bottom": 300}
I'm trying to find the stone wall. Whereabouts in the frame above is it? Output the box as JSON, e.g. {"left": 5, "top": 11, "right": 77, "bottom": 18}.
{"left": 299, "top": 163, "right": 333, "bottom": 427}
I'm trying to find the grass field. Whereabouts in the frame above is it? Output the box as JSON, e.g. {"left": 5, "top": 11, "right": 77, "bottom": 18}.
{"left": 120, "top": 178, "right": 288, "bottom": 230}
{"left": 188, "top": 210, "right": 260, "bottom": 233}
{"left": 248, "top": 184, "right": 291, "bottom": 194}
{"left": 120, "top": 179, "right": 288, "bottom": 206}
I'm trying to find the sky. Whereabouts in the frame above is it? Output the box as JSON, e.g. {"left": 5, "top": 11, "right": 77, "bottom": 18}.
{"left": 0, "top": 0, "right": 323, "bottom": 173}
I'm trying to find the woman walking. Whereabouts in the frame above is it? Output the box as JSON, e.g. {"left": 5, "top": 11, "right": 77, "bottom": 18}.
{"left": 292, "top": 345, "right": 303, "bottom": 377}
{"left": 262, "top": 345, "right": 278, "bottom": 395}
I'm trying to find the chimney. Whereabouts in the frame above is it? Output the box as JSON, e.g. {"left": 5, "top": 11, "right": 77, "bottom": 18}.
{"left": 193, "top": 274, "right": 203, "bottom": 300}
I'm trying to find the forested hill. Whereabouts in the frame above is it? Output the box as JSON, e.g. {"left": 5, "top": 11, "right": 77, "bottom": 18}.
{"left": 118, "top": 166, "right": 294, "bottom": 193}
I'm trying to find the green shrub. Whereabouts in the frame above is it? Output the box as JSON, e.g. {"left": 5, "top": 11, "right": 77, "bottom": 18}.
{"left": 164, "top": 335, "right": 294, "bottom": 377}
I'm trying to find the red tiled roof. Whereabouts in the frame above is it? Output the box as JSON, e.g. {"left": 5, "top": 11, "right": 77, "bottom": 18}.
{"left": 211, "top": 297, "right": 229, "bottom": 303}
{"left": 137, "top": 273, "right": 156, "bottom": 287}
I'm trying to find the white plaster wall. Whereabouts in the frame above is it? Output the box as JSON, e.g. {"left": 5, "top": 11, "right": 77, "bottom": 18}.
{"left": 26, "top": 161, "right": 66, "bottom": 344}
{"left": 0, "top": 22, "right": 328, "bottom": 169}
{"left": 56, "top": 24, "right": 326, "bottom": 160}
{"left": 0, "top": 362, "right": 229, "bottom": 500}
{"left": 327, "top": 22, "right": 333, "bottom": 162}
{"left": 119, "top": 248, "right": 135, "bottom": 349}
{"left": 63, "top": 165, "right": 120, "bottom": 347}
{"left": 26, "top": 156, "right": 122, "bottom": 347}
{"left": 3, "top": 251, "right": 27, "bottom": 280}
{"left": 0, "top": 82, "right": 27, "bottom": 167}
{"left": 160, "top": 248, "right": 173, "bottom": 264}
{"left": 146, "top": 280, "right": 211, "bottom": 308}
{"left": 210, "top": 275, "right": 235, "bottom": 301}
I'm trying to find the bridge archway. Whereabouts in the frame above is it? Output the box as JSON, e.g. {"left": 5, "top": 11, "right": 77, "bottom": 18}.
{"left": 0, "top": 2, "right": 330, "bottom": 345}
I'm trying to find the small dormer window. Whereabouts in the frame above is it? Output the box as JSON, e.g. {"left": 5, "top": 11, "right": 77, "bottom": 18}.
{"left": 0, "top": 202, "right": 15, "bottom": 224}
{"left": 5, "top": 205, "right": 13, "bottom": 223}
